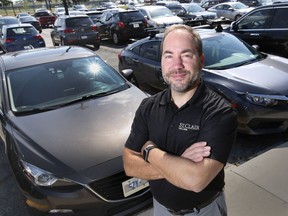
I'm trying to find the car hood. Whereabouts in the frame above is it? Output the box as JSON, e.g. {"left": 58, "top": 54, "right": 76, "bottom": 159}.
{"left": 206, "top": 55, "right": 288, "bottom": 94}
{"left": 153, "top": 16, "right": 183, "bottom": 24}
{"left": 10, "top": 86, "right": 147, "bottom": 179}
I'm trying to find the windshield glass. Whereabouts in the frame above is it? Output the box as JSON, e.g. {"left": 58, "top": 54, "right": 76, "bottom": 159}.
{"left": 149, "top": 7, "right": 174, "bottom": 18}
{"left": 183, "top": 4, "right": 204, "bottom": 12}
{"left": 203, "top": 33, "right": 262, "bottom": 69}
{"left": 7, "top": 56, "right": 128, "bottom": 113}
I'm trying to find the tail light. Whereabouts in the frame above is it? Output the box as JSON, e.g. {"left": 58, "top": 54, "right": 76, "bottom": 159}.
{"left": 5, "top": 38, "right": 16, "bottom": 43}
{"left": 91, "top": 25, "right": 97, "bottom": 31}
{"left": 118, "top": 50, "right": 123, "bottom": 62}
{"left": 144, "top": 20, "right": 148, "bottom": 28}
{"left": 118, "top": 21, "right": 125, "bottom": 29}
{"left": 33, "top": 35, "right": 43, "bottom": 40}
{"left": 64, "top": 28, "right": 75, "bottom": 34}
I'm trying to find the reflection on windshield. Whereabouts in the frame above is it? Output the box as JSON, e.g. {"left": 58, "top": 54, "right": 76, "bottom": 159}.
{"left": 203, "top": 34, "right": 262, "bottom": 70}
{"left": 7, "top": 56, "right": 128, "bottom": 113}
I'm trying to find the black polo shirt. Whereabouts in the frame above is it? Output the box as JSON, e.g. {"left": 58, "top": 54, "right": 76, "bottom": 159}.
{"left": 125, "top": 81, "right": 238, "bottom": 211}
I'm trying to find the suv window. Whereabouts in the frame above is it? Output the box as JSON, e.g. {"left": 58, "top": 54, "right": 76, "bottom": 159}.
{"left": 238, "top": 9, "right": 272, "bottom": 29}
{"left": 66, "top": 17, "right": 92, "bottom": 27}
{"left": 270, "top": 8, "right": 288, "bottom": 28}
{"left": 35, "top": 12, "right": 50, "bottom": 16}
{"left": 120, "top": 11, "right": 145, "bottom": 21}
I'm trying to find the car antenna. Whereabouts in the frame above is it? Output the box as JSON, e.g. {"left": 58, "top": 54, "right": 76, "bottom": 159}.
{"left": 215, "top": 23, "right": 223, "bottom": 32}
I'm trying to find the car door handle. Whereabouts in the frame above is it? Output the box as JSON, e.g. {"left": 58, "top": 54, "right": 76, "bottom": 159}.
{"left": 249, "top": 33, "right": 260, "bottom": 36}
{"left": 132, "top": 58, "right": 139, "bottom": 63}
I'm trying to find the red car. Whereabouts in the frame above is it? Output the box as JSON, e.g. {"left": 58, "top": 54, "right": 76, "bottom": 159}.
{"left": 34, "top": 11, "right": 56, "bottom": 28}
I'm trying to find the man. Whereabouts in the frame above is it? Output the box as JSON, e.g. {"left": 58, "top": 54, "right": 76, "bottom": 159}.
{"left": 123, "top": 24, "right": 237, "bottom": 216}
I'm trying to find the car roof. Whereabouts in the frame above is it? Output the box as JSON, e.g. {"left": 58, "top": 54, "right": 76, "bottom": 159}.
{"left": 2, "top": 23, "right": 33, "bottom": 29}
{"left": 0, "top": 46, "right": 97, "bottom": 71}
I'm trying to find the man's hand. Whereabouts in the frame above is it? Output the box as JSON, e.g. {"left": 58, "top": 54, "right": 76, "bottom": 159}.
{"left": 181, "top": 142, "right": 211, "bottom": 162}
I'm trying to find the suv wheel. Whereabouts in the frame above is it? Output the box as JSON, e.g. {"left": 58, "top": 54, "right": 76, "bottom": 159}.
{"left": 93, "top": 42, "right": 100, "bottom": 50}
{"left": 112, "top": 32, "right": 121, "bottom": 45}
{"left": 60, "top": 38, "right": 65, "bottom": 46}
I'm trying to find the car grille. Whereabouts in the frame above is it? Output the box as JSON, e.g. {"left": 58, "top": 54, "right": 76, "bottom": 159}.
{"left": 88, "top": 171, "right": 149, "bottom": 201}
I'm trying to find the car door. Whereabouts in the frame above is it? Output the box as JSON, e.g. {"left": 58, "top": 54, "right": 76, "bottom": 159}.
{"left": 52, "top": 18, "right": 63, "bottom": 44}
{"left": 130, "top": 41, "right": 167, "bottom": 94}
{"left": 96, "top": 11, "right": 113, "bottom": 39}
{"left": 230, "top": 8, "right": 278, "bottom": 55}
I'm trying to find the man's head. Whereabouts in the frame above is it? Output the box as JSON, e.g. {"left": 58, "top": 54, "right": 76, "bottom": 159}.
{"left": 161, "top": 24, "right": 204, "bottom": 93}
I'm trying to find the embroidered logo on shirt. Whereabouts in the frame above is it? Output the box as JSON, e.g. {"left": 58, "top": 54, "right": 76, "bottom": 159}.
{"left": 178, "top": 123, "right": 200, "bottom": 131}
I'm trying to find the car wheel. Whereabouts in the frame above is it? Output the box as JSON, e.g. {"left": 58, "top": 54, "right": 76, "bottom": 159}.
{"left": 130, "top": 75, "right": 139, "bottom": 87}
{"left": 51, "top": 36, "right": 57, "bottom": 46}
{"left": 93, "top": 42, "right": 100, "bottom": 50}
{"left": 112, "top": 32, "right": 121, "bottom": 45}
{"left": 60, "top": 38, "right": 65, "bottom": 46}
{"left": 235, "top": 15, "right": 241, "bottom": 21}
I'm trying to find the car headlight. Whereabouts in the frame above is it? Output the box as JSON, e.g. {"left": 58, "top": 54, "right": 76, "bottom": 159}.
{"left": 245, "top": 93, "right": 288, "bottom": 106}
{"left": 22, "top": 161, "right": 58, "bottom": 186}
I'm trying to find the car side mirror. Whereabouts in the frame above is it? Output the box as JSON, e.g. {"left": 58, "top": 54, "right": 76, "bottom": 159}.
{"left": 121, "top": 69, "right": 133, "bottom": 79}
{"left": 231, "top": 21, "right": 238, "bottom": 31}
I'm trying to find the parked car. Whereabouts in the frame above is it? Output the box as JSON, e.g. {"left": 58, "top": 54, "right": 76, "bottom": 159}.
{"left": 224, "top": 2, "right": 288, "bottom": 58}
{"left": 0, "top": 16, "right": 20, "bottom": 33}
{"left": 50, "top": 14, "right": 100, "bottom": 49}
{"left": 208, "top": 2, "right": 254, "bottom": 20}
{"left": 118, "top": 29, "right": 288, "bottom": 135}
{"left": 86, "top": 10, "right": 104, "bottom": 23}
{"left": 16, "top": 12, "right": 30, "bottom": 19}
{"left": 34, "top": 10, "right": 56, "bottom": 28}
{"left": 72, "top": 4, "right": 88, "bottom": 11}
{"left": 96, "top": 9, "right": 149, "bottom": 45}
{"left": 177, "top": 3, "right": 217, "bottom": 26}
{"left": 138, "top": 5, "right": 184, "bottom": 32}
{"left": 18, "top": 15, "right": 42, "bottom": 33}
{"left": 53, "top": 7, "right": 65, "bottom": 16}
{"left": 0, "top": 23, "right": 45, "bottom": 53}
{"left": 0, "top": 45, "right": 151, "bottom": 215}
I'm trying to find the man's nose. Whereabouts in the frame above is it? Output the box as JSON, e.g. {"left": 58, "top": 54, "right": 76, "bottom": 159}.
{"left": 173, "top": 56, "right": 184, "bottom": 69}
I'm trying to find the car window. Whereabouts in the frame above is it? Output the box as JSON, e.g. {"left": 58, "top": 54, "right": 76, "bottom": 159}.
{"left": 270, "top": 8, "right": 288, "bottom": 28}
{"left": 66, "top": 17, "right": 92, "bottom": 27}
{"left": 7, "top": 27, "right": 37, "bottom": 36}
{"left": 237, "top": 9, "right": 272, "bottom": 29}
{"left": 120, "top": 11, "right": 144, "bottom": 21}
{"left": 138, "top": 41, "right": 160, "bottom": 61}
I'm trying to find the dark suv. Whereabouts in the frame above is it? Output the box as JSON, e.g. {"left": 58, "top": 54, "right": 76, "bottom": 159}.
{"left": 50, "top": 15, "right": 100, "bottom": 49}
{"left": 96, "top": 9, "right": 148, "bottom": 45}
{"left": 224, "top": 3, "right": 288, "bottom": 58}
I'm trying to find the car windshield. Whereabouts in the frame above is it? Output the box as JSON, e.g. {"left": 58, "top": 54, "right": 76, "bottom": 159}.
{"left": 183, "top": 4, "right": 204, "bottom": 12}
{"left": 232, "top": 2, "right": 248, "bottom": 9}
{"left": 203, "top": 33, "right": 263, "bottom": 70}
{"left": 149, "top": 7, "right": 174, "bottom": 18}
{"left": 7, "top": 56, "right": 128, "bottom": 113}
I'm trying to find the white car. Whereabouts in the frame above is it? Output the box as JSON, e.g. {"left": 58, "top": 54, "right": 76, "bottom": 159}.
{"left": 138, "top": 5, "right": 184, "bottom": 32}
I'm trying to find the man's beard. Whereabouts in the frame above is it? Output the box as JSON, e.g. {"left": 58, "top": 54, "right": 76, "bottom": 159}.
{"left": 163, "top": 69, "right": 200, "bottom": 93}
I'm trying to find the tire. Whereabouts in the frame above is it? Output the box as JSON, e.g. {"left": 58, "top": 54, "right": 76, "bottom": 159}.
{"left": 60, "top": 38, "right": 65, "bottom": 46}
{"left": 51, "top": 36, "right": 57, "bottom": 46}
{"left": 93, "top": 42, "right": 100, "bottom": 50}
{"left": 112, "top": 32, "right": 121, "bottom": 45}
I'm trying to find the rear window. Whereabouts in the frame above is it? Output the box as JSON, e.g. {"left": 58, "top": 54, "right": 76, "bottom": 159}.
{"left": 7, "top": 27, "right": 37, "bottom": 36}
{"left": 66, "top": 17, "right": 93, "bottom": 27}
{"left": 119, "top": 11, "right": 145, "bottom": 21}
{"left": 35, "top": 12, "right": 51, "bottom": 16}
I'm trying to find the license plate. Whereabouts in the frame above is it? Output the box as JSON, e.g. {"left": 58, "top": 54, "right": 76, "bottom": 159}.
{"left": 81, "top": 36, "right": 88, "bottom": 39}
{"left": 133, "top": 23, "right": 140, "bottom": 28}
{"left": 122, "top": 177, "right": 149, "bottom": 197}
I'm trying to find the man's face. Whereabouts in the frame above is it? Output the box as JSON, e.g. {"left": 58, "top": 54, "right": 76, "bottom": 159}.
{"left": 161, "top": 29, "right": 204, "bottom": 93}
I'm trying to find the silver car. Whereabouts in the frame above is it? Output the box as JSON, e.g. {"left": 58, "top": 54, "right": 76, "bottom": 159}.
{"left": 208, "top": 2, "right": 254, "bottom": 20}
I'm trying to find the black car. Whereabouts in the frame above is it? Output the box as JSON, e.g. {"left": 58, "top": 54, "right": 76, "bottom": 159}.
{"left": 18, "top": 15, "right": 42, "bottom": 33}
{"left": 0, "top": 16, "right": 20, "bottom": 33}
{"left": 50, "top": 14, "right": 101, "bottom": 49}
{"left": 86, "top": 10, "right": 104, "bottom": 23}
{"left": 0, "top": 46, "right": 151, "bottom": 215}
{"left": 177, "top": 3, "right": 217, "bottom": 26}
{"left": 224, "top": 3, "right": 288, "bottom": 58}
{"left": 118, "top": 29, "right": 288, "bottom": 135}
{"left": 96, "top": 9, "right": 149, "bottom": 45}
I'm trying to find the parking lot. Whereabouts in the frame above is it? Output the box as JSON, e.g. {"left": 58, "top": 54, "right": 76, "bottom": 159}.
{"left": 1, "top": 22, "right": 288, "bottom": 216}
